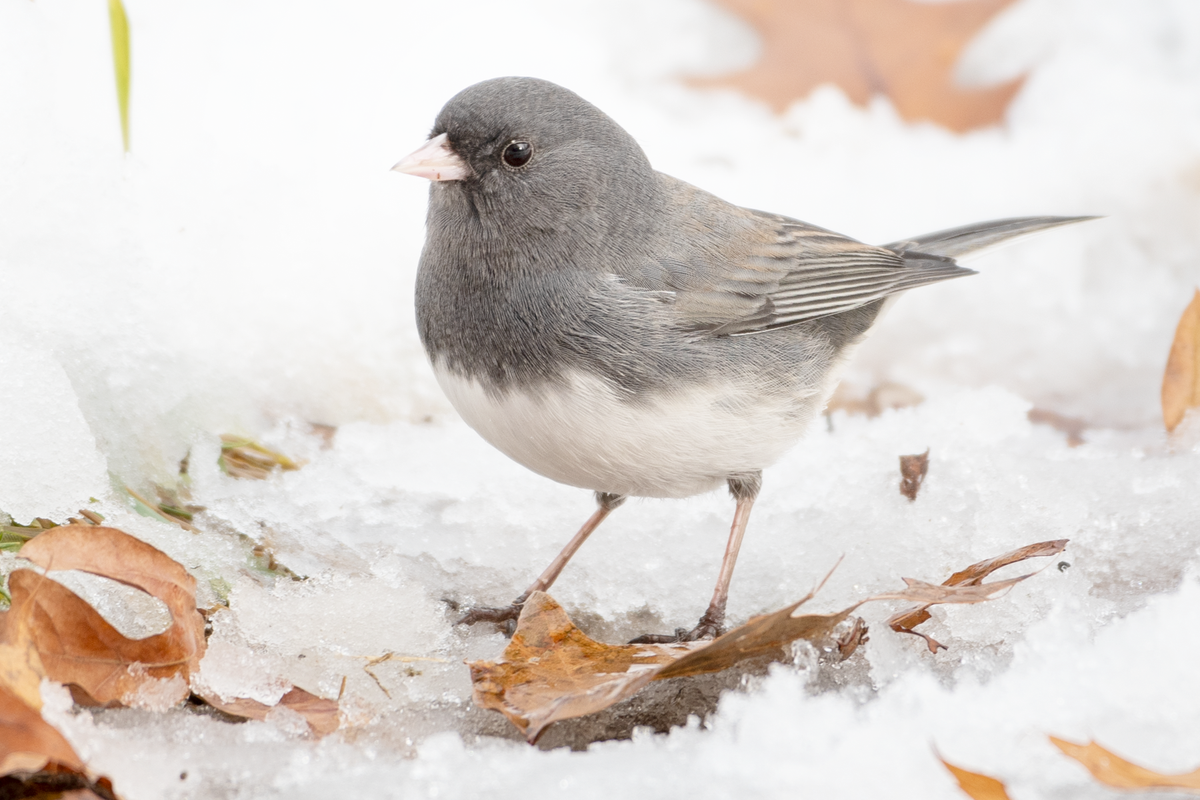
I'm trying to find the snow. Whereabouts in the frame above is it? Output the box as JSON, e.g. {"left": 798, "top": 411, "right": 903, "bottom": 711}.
{"left": 3, "top": 0, "right": 1200, "bottom": 797}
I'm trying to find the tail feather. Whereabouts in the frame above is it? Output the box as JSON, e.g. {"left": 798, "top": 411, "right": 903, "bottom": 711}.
{"left": 885, "top": 216, "right": 1098, "bottom": 259}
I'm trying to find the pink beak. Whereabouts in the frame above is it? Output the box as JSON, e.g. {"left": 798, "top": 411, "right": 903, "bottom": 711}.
{"left": 391, "top": 132, "right": 471, "bottom": 181}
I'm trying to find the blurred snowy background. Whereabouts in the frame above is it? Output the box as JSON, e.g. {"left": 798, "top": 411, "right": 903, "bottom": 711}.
{"left": 2, "top": 0, "right": 1200, "bottom": 797}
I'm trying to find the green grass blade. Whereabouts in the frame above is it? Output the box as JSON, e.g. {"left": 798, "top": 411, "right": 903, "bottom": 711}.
{"left": 108, "top": 0, "right": 131, "bottom": 152}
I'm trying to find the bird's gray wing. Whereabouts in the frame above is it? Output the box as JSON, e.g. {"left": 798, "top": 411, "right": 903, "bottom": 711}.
{"left": 705, "top": 213, "right": 975, "bottom": 337}
{"left": 624, "top": 177, "right": 1092, "bottom": 338}
{"left": 628, "top": 180, "right": 974, "bottom": 337}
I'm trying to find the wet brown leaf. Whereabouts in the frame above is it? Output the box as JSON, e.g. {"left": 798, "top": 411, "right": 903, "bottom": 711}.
{"left": 938, "top": 753, "right": 1012, "bottom": 799}
{"left": 470, "top": 541, "right": 1065, "bottom": 740}
{"left": 695, "top": 0, "right": 1023, "bottom": 132}
{"left": 1163, "top": 289, "right": 1200, "bottom": 433}
{"left": 888, "top": 539, "right": 1067, "bottom": 652}
{"left": 197, "top": 687, "right": 341, "bottom": 737}
{"left": 2, "top": 526, "right": 206, "bottom": 707}
{"left": 1050, "top": 736, "right": 1200, "bottom": 792}
{"left": 899, "top": 449, "right": 930, "bottom": 501}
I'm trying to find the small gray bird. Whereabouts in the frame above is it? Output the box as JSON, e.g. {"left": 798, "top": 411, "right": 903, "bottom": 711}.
{"left": 393, "top": 76, "right": 1087, "bottom": 642}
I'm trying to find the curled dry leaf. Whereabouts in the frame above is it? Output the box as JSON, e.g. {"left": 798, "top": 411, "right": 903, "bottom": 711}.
{"left": 1163, "top": 289, "right": 1200, "bottom": 433}
{"left": 1, "top": 526, "right": 206, "bottom": 707}
{"left": 899, "top": 449, "right": 930, "bottom": 501}
{"left": 937, "top": 753, "right": 1012, "bottom": 800}
{"left": 695, "top": 0, "right": 1023, "bottom": 132}
{"left": 1050, "top": 736, "right": 1200, "bottom": 792}
{"left": 469, "top": 541, "right": 1066, "bottom": 741}
{"left": 887, "top": 539, "right": 1067, "bottom": 652}
{"left": 197, "top": 687, "right": 340, "bottom": 737}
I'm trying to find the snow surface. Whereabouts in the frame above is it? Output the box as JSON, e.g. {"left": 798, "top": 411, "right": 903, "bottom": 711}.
{"left": 3, "top": 0, "right": 1200, "bottom": 797}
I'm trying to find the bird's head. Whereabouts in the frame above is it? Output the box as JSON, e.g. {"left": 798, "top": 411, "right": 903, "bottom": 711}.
{"left": 394, "top": 77, "right": 657, "bottom": 250}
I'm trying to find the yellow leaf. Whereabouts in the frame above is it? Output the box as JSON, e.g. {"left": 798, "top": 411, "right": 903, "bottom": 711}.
{"left": 938, "top": 755, "right": 1012, "bottom": 800}
{"left": 108, "top": 0, "right": 131, "bottom": 152}
{"left": 1050, "top": 736, "right": 1200, "bottom": 792}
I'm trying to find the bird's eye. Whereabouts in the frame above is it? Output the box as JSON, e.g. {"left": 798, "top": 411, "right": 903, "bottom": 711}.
{"left": 501, "top": 141, "right": 533, "bottom": 168}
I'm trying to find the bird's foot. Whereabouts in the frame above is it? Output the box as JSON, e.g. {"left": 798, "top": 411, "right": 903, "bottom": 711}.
{"left": 455, "top": 602, "right": 524, "bottom": 636}
{"left": 629, "top": 610, "right": 724, "bottom": 644}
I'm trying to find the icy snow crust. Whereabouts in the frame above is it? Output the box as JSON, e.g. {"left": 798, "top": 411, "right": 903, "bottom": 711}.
{"left": 3, "top": 0, "right": 1200, "bottom": 797}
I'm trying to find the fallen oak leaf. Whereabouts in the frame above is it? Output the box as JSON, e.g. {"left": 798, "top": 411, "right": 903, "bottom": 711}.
{"left": 694, "top": 0, "right": 1024, "bottom": 132}
{"left": 888, "top": 539, "right": 1068, "bottom": 652}
{"left": 471, "top": 563, "right": 856, "bottom": 740}
{"left": 937, "top": 751, "right": 1012, "bottom": 799}
{"left": 1163, "top": 289, "right": 1200, "bottom": 433}
{"left": 1050, "top": 736, "right": 1200, "bottom": 792}
{"left": 3, "top": 526, "right": 206, "bottom": 707}
{"left": 471, "top": 540, "right": 1068, "bottom": 740}
{"left": 656, "top": 564, "right": 854, "bottom": 680}
{"left": 195, "top": 686, "right": 340, "bottom": 737}
{"left": 470, "top": 592, "right": 696, "bottom": 741}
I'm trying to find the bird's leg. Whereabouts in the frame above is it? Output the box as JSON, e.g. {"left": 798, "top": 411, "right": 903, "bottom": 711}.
{"left": 455, "top": 492, "right": 625, "bottom": 633}
{"left": 631, "top": 472, "right": 761, "bottom": 644}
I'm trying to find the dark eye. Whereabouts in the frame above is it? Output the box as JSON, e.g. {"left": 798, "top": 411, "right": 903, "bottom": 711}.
{"left": 501, "top": 141, "right": 532, "bottom": 168}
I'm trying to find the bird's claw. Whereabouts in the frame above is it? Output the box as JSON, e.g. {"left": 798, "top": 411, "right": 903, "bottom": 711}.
{"left": 629, "top": 612, "right": 725, "bottom": 644}
{"left": 455, "top": 603, "right": 523, "bottom": 636}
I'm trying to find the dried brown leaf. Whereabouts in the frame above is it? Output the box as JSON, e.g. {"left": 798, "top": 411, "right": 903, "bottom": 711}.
{"left": 1163, "top": 289, "right": 1200, "bottom": 433}
{"left": 0, "top": 684, "right": 83, "bottom": 777}
{"left": 899, "top": 449, "right": 930, "bottom": 501}
{"left": 887, "top": 539, "right": 1067, "bottom": 652}
{"left": 1027, "top": 408, "right": 1087, "bottom": 447}
{"left": 695, "top": 0, "right": 1024, "bottom": 132}
{"left": 654, "top": 583, "right": 854, "bottom": 680}
{"left": 471, "top": 541, "right": 1064, "bottom": 740}
{"left": 938, "top": 753, "right": 1013, "bottom": 799}
{"left": 1050, "top": 736, "right": 1200, "bottom": 792}
{"left": 0, "top": 605, "right": 46, "bottom": 712}
{"left": 0, "top": 551, "right": 50, "bottom": 712}
{"left": 835, "top": 616, "right": 869, "bottom": 660}
{"left": 470, "top": 593, "right": 694, "bottom": 741}
{"left": 197, "top": 686, "right": 340, "bottom": 737}
{"left": 0, "top": 683, "right": 118, "bottom": 798}
{"left": 826, "top": 381, "right": 924, "bottom": 418}
{"left": 4, "top": 526, "right": 205, "bottom": 707}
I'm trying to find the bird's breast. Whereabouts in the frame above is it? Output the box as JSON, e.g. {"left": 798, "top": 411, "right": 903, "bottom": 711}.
{"left": 432, "top": 362, "right": 822, "bottom": 499}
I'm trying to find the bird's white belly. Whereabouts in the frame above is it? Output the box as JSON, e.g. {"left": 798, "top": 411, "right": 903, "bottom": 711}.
{"left": 433, "top": 364, "right": 822, "bottom": 499}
